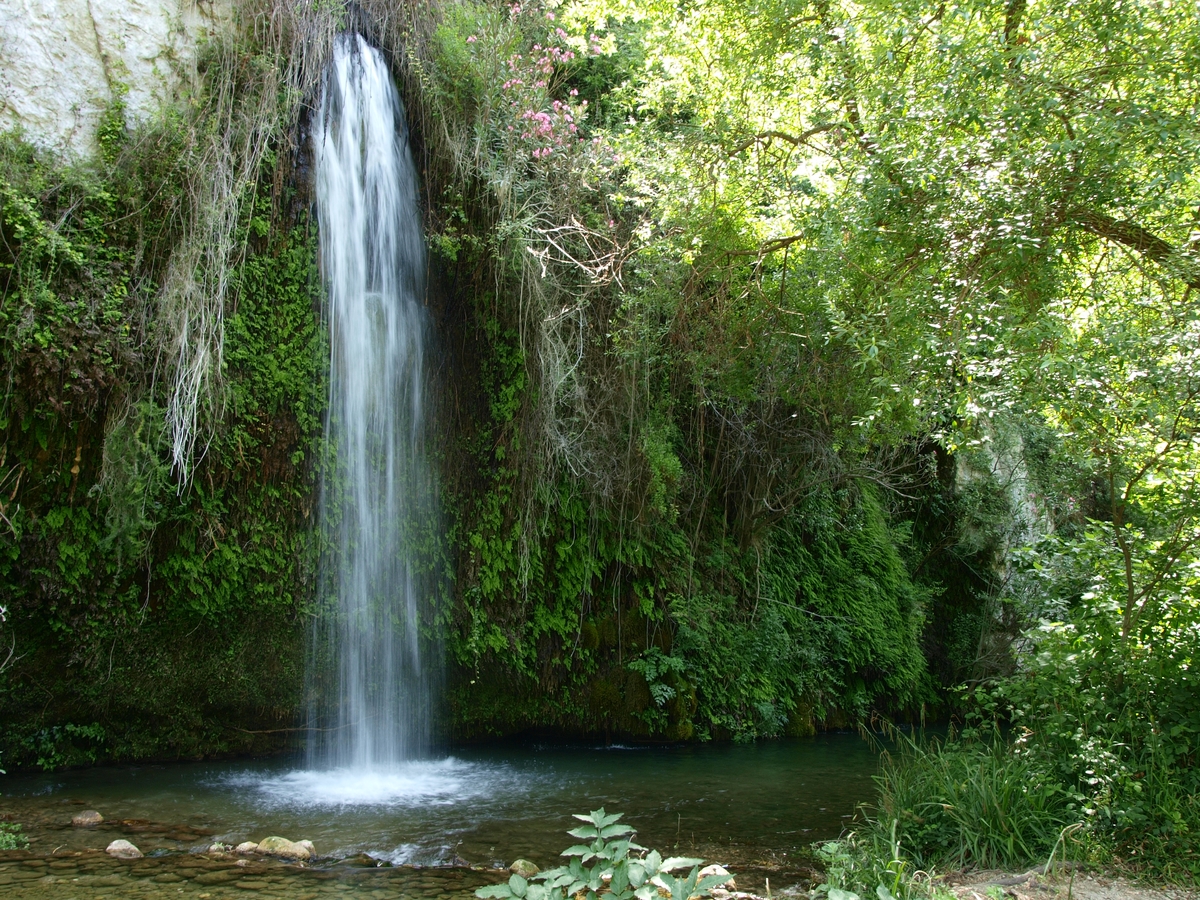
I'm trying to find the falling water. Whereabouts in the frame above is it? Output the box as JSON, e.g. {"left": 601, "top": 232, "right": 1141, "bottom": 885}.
{"left": 309, "top": 32, "right": 438, "bottom": 769}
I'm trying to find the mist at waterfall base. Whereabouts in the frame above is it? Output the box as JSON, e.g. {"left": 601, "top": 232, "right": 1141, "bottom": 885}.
{"left": 303, "top": 30, "right": 440, "bottom": 797}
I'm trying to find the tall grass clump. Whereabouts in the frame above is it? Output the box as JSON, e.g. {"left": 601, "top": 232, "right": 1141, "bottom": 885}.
{"left": 871, "top": 729, "right": 1082, "bottom": 871}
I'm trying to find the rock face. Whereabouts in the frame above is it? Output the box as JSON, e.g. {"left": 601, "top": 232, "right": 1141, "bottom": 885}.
{"left": 106, "top": 839, "right": 143, "bottom": 859}
{"left": 255, "top": 836, "right": 312, "bottom": 860}
{"left": 71, "top": 810, "right": 104, "bottom": 826}
{"left": 0, "top": 0, "right": 235, "bottom": 156}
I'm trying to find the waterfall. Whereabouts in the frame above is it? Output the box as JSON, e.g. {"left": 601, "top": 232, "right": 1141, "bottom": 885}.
{"left": 309, "top": 32, "right": 438, "bottom": 770}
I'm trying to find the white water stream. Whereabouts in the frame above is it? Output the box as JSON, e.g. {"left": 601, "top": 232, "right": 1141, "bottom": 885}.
{"left": 309, "top": 31, "right": 438, "bottom": 774}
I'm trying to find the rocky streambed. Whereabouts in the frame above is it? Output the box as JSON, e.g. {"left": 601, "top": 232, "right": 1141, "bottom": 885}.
{"left": 0, "top": 846, "right": 504, "bottom": 900}
{"left": 0, "top": 803, "right": 509, "bottom": 899}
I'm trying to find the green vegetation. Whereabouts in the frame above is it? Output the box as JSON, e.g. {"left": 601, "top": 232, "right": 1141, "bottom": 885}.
{"left": 0, "top": 822, "right": 28, "bottom": 850}
{"left": 1, "top": 0, "right": 1197, "bottom": 878}
{"left": 0, "top": 60, "right": 324, "bottom": 764}
{"left": 475, "top": 810, "right": 729, "bottom": 900}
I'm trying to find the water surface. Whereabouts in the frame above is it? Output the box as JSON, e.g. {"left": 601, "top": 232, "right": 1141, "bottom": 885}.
{"left": 0, "top": 737, "right": 878, "bottom": 897}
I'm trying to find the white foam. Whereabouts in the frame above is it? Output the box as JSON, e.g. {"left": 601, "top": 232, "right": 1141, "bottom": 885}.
{"left": 227, "top": 757, "right": 532, "bottom": 809}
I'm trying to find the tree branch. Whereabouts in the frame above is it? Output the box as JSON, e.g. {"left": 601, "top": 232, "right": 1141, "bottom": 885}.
{"left": 1069, "top": 209, "right": 1200, "bottom": 290}
{"left": 729, "top": 124, "right": 842, "bottom": 156}
{"left": 1003, "top": 0, "right": 1027, "bottom": 51}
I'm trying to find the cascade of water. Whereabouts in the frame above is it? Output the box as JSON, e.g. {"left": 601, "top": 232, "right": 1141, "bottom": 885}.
{"left": 309, "top": 31, "right": 438, "bottom": 769}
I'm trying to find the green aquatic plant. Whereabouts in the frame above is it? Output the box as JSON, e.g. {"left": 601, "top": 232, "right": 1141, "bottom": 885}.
{"left": 476, "top": 809, "right": 730, "bottom": 900}
{"left": 0, "top": 822, "right": 28, "bottom": 850}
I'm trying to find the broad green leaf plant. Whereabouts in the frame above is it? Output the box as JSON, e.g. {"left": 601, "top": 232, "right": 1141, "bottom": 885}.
{"left": 476, "top": 810, "right": 730, "bottom": 900}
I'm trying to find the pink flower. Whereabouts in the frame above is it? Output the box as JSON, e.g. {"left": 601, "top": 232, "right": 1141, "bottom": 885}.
{"left": 466, "top": 35, "right": 477, "bottom": 43}
{"left": 569, "top": 88, "right": 578, "bottom": 96}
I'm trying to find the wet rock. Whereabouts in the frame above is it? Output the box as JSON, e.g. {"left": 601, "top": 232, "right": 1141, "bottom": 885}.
{"left": 235, "top": 842, "right": 259, "bottom": 854}
{"left": 510, "top": 860, "right": 540, "bottom": 878}
{"left": 341, "top": 853, "right": 384, "bottom": 868}
{"left": 256, "top": 836, "right": 311, "bottom": 861}
{"left": 298, "top": 839, "right": 316, "bottom": 855}
{"left": 77, "top": 873, "right": 126, "bottom": 886}
{"left": 72, "top": 810, "right": 104, "bottom": 827}
{"left": 195, "top": 869, "right": 244, "bottom": 884}
{"left": 107, "top": 839, "right": 144, "bottom": 859}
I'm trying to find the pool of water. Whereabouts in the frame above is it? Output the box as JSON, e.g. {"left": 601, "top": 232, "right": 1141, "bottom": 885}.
{"left": 0, "top": 735, "right": 880, "bottom": 899}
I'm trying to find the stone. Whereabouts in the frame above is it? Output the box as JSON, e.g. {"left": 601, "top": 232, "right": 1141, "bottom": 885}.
{"left": 235, "top": 842, "right": 259, "bottom": 855}
{"left": 297, "top": 840, "right": 316, "bottom": 856}
{"left": 510, "top": 860, "right": 540, "bottom": 879}
{"left": 72, "top": 810, "right": 104, "bottom": 826}
{"left": 77, "top": 874, "right": 126, "bottom": 886}
{"left": 106, "top": 839, "right": 144, "bottom": 859}
{"left": 195, "top": 870, "right": 243, "bottom": 884}
{"left": 0, "top": 0, "right": 236, "bottom": 156}
{"left": 255, "top": 836, "right": 311, "bottom": 861}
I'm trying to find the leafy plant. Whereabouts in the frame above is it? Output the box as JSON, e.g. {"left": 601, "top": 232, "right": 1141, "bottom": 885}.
{"left": 0, "top": 822, "right": 28, "bottom": 850}
{"left": 475, "top": 809, "right": 730, "bottom": 900}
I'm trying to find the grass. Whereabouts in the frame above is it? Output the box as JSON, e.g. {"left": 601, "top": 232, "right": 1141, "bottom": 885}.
{"left": 870, "top": 729, "right": 1083, "bottom": 871}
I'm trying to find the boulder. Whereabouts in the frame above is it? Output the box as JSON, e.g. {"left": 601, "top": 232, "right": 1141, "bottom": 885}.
{"left": 72, "top": 810, "right": 104, "bottom": 827}
{"left": 255, "top": 836, "right": 311, "bottom": 861}
{"left": 297, "top": 840, "right": 315, "bottom": 855}
{"left": 106, "top": 840, "right": 143, "bottom": 859}
{"left": 510, "top": 859, "right": 540, "bottom": 878}
{"left": 234, "top": 842, "right": 259, "bottom": 854}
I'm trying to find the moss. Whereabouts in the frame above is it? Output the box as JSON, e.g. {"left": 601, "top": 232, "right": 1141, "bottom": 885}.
{"left": 0, "top": 118, "right": 323, "bottom": 767}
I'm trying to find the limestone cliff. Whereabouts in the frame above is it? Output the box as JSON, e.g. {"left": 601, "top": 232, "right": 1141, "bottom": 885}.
{"left": 0, "top": 0, "right": 233, "bottom": 155}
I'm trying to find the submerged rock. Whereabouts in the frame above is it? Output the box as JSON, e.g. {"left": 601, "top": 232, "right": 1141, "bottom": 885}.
{"left": 72, "top": 810, "right": 104, "bottom": 826}
{"left": 255, "top": 836, "right": 311, "bottom": 860}
{"left": 341, "top": 852, "right": 389, "bottom": 868}
{"left": 106, "top": 840, "right": 143, "bottom": 859}
{"left": 510, "top": 860, "right": 540, "bottom": 878}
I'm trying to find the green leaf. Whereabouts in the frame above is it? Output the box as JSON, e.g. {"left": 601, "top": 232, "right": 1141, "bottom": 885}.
{"left": 509, "top": 874, "right": 529, "bottom": 898}
{"left": 600, "top": 823, "right": 635, "bottom": 838}
{"left": 629, "top": 863, "right": 647, "bottom": 888}
{"left": 660, "top": 857, "right": 704, "bottom": 872}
